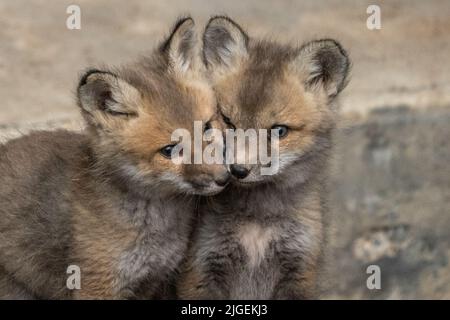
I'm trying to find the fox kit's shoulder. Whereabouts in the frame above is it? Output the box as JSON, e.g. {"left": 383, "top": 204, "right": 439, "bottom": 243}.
{"left": 1, "top": 130, "right": 86, "bottom": 166}
{"left": 0, "top": 129, "right": 88, "bottom": 207}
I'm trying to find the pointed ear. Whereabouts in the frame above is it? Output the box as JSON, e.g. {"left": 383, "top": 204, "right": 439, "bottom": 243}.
{"left": 77, "top": 69, "right": 140, "bottom": 119}
{"left": 202, "top": 16, "right": 249, "bottom": 70}
{"left": 160, "top": 17, "right": 197, "bottom": 74}
{"left": 293, "top": 39, "right": 350, "bottom": 98}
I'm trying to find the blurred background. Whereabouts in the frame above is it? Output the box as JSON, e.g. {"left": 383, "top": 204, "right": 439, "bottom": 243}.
{"left": 0, "top": 0, "right": 448, "bottom": 299}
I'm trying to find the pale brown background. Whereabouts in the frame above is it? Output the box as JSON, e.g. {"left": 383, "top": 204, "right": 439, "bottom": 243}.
{"left": 0, "top": 0, "right": 449, "bottom": 299}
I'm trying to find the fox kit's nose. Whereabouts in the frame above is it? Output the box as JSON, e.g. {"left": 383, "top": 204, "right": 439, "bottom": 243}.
{"left": 215, "top": 172, "right": 231, "bottom": 187}
{"left": 230, "top": 164, "right": 249, "bottom": 179}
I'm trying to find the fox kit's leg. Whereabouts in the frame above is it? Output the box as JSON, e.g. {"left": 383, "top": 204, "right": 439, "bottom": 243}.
{"left": 177, "top": 227, "right": 241, "bottom": 299}
{"left": 272, "top": 249, "right": 320, "bottom": 299}
{"left": 177, "top": 260, "right": 214, "bottom": 299}
{"left": 178, "top": 250, "right": 233, "bottom": 299}
{"left": 273, "top": 209, "right": 324, "bottom": 299}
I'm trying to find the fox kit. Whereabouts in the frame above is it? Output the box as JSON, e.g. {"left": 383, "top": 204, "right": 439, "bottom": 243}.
{"left": 178, "top": 16, "right": 350, "bottom": 299}
{"left": 0, "top": 17, "right": 229, "bottom": 299}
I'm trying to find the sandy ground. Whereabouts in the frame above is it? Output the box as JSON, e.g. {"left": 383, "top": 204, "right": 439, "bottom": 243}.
{"left": 0, "top": 0, "right": 449, "bottom": 133}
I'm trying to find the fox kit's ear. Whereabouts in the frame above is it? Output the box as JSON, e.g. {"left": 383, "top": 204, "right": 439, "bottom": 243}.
{"left": 203, "top": 16, "right": 249, "bottom": 70}
{"left": 77, "top": 69, "right": 140, "bottom": 118}
{"left": 294, "top": 39, "right": 350, "bottom": 98}
{"left": 161, "top": 17, "right": 198, "bottom": 74}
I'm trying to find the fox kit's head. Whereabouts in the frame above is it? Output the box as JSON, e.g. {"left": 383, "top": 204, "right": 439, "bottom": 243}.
{"left": 77, "top": 17, "right": 229, "bottom": 197}
{"left": 202, "top": 16, "right": 350, "bottom": 188}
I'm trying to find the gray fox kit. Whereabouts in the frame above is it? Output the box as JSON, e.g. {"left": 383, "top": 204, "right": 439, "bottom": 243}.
{"left": 0, "top": 17, "right": 229, "bottom": 299}
{"left": 178, "top": 16, "right": 350, "bottom": 299}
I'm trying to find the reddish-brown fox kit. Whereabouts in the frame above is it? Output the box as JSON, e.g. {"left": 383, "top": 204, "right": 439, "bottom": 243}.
{"left": 0, "top": 17, "right": 229, "bottom": 299}
{"left": 178, "top": 16, "right": 350, "bottom": 299}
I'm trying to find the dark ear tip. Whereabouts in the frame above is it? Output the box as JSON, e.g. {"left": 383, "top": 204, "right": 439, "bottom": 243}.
{"left": 324, "top": 39, "right": 351, "bottom": 78}
{"left": 304, "top": 38, "right": 351, "bottom": 75}
{"left": 312, "top": 39, "right": 349, "bottom": 62}
{"left": 160, "top": 16, "right": 195, "bottom": 54}
{"left": 206, "top": 15, "right": 234, "bottom": 27}
{"left": 172, "top": 16, "right": 196, "bottom": 36}
{"left": 78, "top": 69, "right": 115, "bottom": 89}
{"left": 323, "top": 39, "right": 349, "bottom": 61}
{"left": 299, "top": 39, "right": 351, "bottom": 96}
{"left": 205, "top": 15, "right": 246, "bottom": 34}
{"left": 203, "top": 15, "right": 249, "bottom": 46}
{"left": 173, "top": 16, "right": 195, "bottom": 30}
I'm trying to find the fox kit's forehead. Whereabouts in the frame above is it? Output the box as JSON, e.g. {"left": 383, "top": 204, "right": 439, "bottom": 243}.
{"left": 121, "top": 66, "right": 216, "bottom": 131}
{"left": 178, "top": 77, "right": 216, "bottom": 122}
{"left": 116, "top": 76, "right": 216, "bottom": 160}
{"left": 215, "top": 41, "right": 319, "bottom": 129}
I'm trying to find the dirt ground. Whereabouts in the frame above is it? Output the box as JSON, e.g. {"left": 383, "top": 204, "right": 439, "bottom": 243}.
{"left": 0, "top": 0, "right": 449, "bottom": 299}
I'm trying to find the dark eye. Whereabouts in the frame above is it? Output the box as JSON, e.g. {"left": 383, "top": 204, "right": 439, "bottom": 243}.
{"left": 271, "top": 125, "right": 289, "bottom": 138}
{"left": 160, "top": 144, "right": 176, "bottom": 159}
{"left": 222, "top": 113, "right": 236, "bottom": 130}
{"left": 204, "top": 121, "right": 212, "bottom": 133}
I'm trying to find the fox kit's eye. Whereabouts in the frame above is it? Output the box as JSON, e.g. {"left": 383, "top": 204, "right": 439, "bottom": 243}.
{"left": 222, "top": 113, "right": 236, "bottom": 130}
{"left": 271, "top": 125, "right": 289, "bottom": 138}
{"left": 160, "top": 144, "right": 176, "bottom": 159}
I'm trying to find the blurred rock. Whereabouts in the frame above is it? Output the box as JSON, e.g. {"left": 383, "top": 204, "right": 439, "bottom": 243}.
{"left": 325, "top": 106, "right": 450, "bottom": 299}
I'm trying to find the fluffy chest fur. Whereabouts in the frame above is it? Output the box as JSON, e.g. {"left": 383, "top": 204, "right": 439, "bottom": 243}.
{"left": 186, "top": 183, "right": 324, "bottom": 299}
{"left": 236, "top": 222, "right": 278, "bottom": 268}
{"left": 116, "top": 196, "right": 193, "bottom": 296}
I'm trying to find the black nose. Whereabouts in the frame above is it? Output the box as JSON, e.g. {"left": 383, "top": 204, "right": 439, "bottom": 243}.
{"left": 230, "top": 165, "right": 249, "bottom": 179}
{"left": 215, "top": 172, "right": 231, "bottom": 187}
